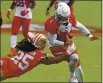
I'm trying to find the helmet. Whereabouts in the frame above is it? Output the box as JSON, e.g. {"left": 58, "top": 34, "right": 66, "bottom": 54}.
{"left": 55, "top": 2, "right": 70, "bottom": 23}
{"left": 28, "top": 32, "right": 46, "bottom": 50}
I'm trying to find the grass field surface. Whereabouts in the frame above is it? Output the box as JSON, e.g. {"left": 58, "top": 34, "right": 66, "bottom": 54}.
{"left": 1, "top": 33, "right": 101, "bottom": 82}
{"left": 1, "top": 0, "right": 102, "bottom": 82}
{"left": 1, "top": 1, "right": 101, "bottom": 28}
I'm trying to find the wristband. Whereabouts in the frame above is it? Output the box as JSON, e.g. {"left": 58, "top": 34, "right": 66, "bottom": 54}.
{"left": 8, "top": 9, "right": 12, "bottom": 11}
{"left": 88, "top": 34, "right": 93, "bottom": 38}
{"left": 27, "top": 8, "right": 31, "bottom": 12}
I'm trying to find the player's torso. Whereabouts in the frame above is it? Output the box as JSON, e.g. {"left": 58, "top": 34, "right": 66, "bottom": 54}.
{"left": 45, "top": 16, "right": 73, "bottom": 42}
{"left": 45, "top": 16, "right": 73, "bottom": 55}
{"left": 10, "top": 50, "right": 44, "bottom": 77}
{"left": 57, "top": 22, "right": 73, "bottom": 42}
{"left": 45, "top": 16, "right": 60, "bottom": 33}
{"left": 14, "top": 0, "right": 32, "bottom": 19}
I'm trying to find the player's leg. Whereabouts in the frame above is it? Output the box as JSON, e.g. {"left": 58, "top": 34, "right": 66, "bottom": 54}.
{"left": 8, "top": 16, "right": 21, "bottom": 57}
{"left": 69, "top": 53, "right": 84, "bottom": 82}
{"left": 66, "top": 43, "right": 84, "bottom": 82}
{"left": 75, "top": 60, "right": 84, "bottom": 83}
{"left": 75, "top": 66, "right": 84, "bottom": 82}
{"left": 22, "top": 18, "right": 31, "bottom": 38}
{"left": 69, "top": 53, "right": 78, "bottom": 82}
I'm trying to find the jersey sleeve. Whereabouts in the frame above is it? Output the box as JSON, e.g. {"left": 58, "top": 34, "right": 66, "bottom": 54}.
{"left": 44, "top": 16, "right": 58, "bottom": 34}
{"left": 69, "top": 7, "right": 77, "bottom": 27}
{"left": 37, "top": 50, "right": 46, "bottom": 61}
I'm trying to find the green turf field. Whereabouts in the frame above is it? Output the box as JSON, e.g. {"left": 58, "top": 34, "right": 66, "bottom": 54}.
{"left": 1, "top": 1, "right": 101, "bottom": 28}
{"left": 1, "top": 33, "right": 101, "bottom": 82}
{"left": 1, "top": 0, "right": 102, "bottom": 82}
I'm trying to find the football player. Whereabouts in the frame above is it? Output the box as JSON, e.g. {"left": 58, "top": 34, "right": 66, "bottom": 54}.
{"left": 46, "top": 0, "right": 75, "bottom": 14}
{"left": 45, "top": 2, "right": 99, "bottom": 82}
{"left": 7, "top": 0, "right": 36, "bottom": 57}
{"left": 0, "top": 32, "right": 68, "bottom": 81}
{"left": 45, "top": 0, "right": 76, "bottom": 26}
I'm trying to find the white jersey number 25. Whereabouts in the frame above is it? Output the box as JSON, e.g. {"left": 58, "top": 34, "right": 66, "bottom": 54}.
{"left": 11, "top": 51, "right": 35, "bottom": 70}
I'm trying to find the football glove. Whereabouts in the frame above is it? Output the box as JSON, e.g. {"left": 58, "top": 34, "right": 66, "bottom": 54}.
{"left": 7, "top": 9, "right": 12, "bottom": 19}
{"left": 45, "top": 7, "right": 50, "bottom": 16}
{"left": 21, "top": 8, "right": 31, "bottom": 16}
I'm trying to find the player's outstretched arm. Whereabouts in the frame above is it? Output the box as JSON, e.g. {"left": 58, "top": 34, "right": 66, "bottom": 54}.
{"left": 40, "top": 53, "right": 68, "bottom": 65}
{"left": 7, "top": 1, "right": 16, "bottom": 19}
{"left": 45, "top": 0, "right": 56, "bottom": 16}
{"left": 86, "top": 34, "right": 100, "bottom": 41}
{"left": 75, "top": 21, "right": 100, "bottom": 41}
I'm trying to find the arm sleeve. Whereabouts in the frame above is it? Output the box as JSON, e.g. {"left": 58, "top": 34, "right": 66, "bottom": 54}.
{"left": 29, "top": 0, "right": 36, "bottom": 9}
{"left": 48, "top": 0, "right": 56, "bottom": 9}
{"left": 10, "top": 1, "right": 16, "bottom": 10}
{"left": 75, "top": 21, "right": 91, "bottom": 35}
{"left": 48, "top": 32, "right": 65, "bottom": 46}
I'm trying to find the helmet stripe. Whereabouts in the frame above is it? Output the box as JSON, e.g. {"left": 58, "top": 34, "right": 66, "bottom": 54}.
{"left": 33, "top": 34, "right": 44, "bottom": 45}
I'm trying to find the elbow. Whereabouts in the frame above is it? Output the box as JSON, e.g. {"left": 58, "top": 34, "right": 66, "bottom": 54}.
{"left": 32, "top": 4, "right": 36, "bottom": 9}
{"left": 31, "top": 2, "right": 36, "bottom": 9}
{"left": 49, "top": 40, "right": 55, "bottom": 46}
{"left": 34, "top": 3, "right": 36, "bottom": 8}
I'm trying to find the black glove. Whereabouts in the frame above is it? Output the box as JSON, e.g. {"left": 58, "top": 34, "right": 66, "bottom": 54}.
{"left": 0, "top": 18, "right": 2, "bottom": 27}
{"left": 45, "top": 7, "right": 50, "bottom": 16}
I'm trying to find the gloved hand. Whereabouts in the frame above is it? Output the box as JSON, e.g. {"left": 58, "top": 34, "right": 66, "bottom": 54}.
{"left": 89, "top": 35, "right": 100, "bottom": 41}
{"left": 64, "top": 35, "right": 72, "bottom": 45}
{"left": 45, "top": 7, "right": 50, "bottom": 16}
{"left": 7, "top": 9, "right": 12, "bottom": 19}
{"left": 21, "top": 8, "right": 31, "bottom": 16}
{"left": 21, "top": 9, "right": 29, "bottom": 16}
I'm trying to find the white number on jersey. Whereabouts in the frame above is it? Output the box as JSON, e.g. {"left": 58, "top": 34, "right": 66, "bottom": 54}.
{"left": 15, "top": 0, "right": 27, "bottom": 7}
{"left": 11, "top": 51, "right": 35, "bottom": 70}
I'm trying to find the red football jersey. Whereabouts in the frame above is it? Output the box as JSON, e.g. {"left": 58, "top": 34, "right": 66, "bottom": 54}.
{"left": 14, "top": 0, "right": 32, "bottom": 19}
{"left": 0, "top": 50, "right": 45, "bottom": 78}
{"left": 45, "top": 16, "right": 76, "bottom": 42}
{"left": 14, "top": 0, "right": 30, "bottom": 8}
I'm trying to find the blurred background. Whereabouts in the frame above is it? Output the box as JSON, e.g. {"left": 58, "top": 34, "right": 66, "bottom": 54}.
{"left": 1, "top": 1, "right": 101, "bottom": 28}
{"left": 1, "top": 1, "right": 102, "bottom": 82}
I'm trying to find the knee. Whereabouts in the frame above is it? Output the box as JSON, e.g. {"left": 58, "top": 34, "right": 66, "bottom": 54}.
{"left": 11, "top": 27, "right": 19, "bottom": 35}
{"left": 69, "top": 53, "right": 78, "bottom": 64}
{"left": 70, "top": 53, "right": 78, "bottom": 61}
{"left": 11, "top": 31, "right": 18, "bottom": 35}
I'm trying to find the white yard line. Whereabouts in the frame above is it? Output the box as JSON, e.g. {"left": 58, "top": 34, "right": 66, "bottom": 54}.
{"left": 92, "top": 65, "right": 101, "bottom": 68}
{"left": 1, "top": 24, "right": 94, "bottom": 31}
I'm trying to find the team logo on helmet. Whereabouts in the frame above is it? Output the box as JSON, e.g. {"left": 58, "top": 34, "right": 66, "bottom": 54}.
{"left": 28, "top": 32, "right": 46, "bottom": 50}
{"left": 55, "top": 2, "right": 70, "bottom": 22}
